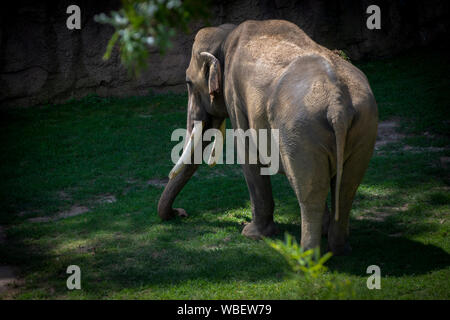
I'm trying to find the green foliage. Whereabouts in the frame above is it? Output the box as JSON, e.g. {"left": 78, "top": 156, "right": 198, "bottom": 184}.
{"left": 265, "top": 233, "right": 355, "bottom": 299}
{"left": 357, "top": 48, "right": 450, "bottom": 135}
{"left": 265, "top": 233, "right": 332, "bottom": 278}
{"left": 95, "top": 0, "right": 210, "bottom": 75}
{"left": 325, "top": 276, "right": 355, "bottom": 300}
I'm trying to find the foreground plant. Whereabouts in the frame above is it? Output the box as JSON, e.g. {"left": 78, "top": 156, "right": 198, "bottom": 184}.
{"left": 95, "top": 0, "right": 209, "bottom": 75}
{"left": 265, "top": 233, "right": 355, "bottom": 299}
{"left": 265, "top": 233, "right": 332, "bottom": 278}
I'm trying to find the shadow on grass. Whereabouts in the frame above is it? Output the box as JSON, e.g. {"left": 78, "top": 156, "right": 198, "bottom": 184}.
{"left": 269, "top": 220, "right": 450, "bottom": 278}
{"left": 1, "top": 146, "right": 448, "bottom": 293}
{"left": 2, "top": 149, "right": 449, "bottom": 298}
{"left": 6, "top": 195, "right": 448, "bottom": 299}
{"left": 326, "top": 219, "right": 450, "bottom": 277}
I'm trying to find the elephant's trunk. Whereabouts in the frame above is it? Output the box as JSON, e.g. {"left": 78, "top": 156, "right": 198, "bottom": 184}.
{"left": 157, "top": 163, "right": 199, "bottom": 220}
{"left": 158, "top": 118, "right": 225, "bottom": 220}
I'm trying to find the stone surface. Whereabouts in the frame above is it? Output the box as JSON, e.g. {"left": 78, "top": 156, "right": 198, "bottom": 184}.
{"left": 1, "top": 0, "right": 448, "bottom": 108}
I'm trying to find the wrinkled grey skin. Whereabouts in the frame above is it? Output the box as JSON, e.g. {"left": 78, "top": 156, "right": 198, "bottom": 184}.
{"left": 158, "top": 20, "right": 378, "bottom": 255}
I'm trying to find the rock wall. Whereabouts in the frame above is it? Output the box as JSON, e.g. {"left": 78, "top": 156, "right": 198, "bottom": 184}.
{"left": 1, "top": 0, "right": 448, "bottom": 108}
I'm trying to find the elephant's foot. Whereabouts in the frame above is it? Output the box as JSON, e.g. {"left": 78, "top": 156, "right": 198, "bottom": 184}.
{"left": 242, "top": 221, "right": 278, "bottom": 239}
{"left": 327, "top": 222, "right": 352, "bottom": 255}
{"left": 327, "top": 242, "right": 352, "bottom": 256}
{"left": 159, "top": 208, "right": 188, "bottom": 220}
{"left": 174, "top": 208, "right": 188, "bottom": 218}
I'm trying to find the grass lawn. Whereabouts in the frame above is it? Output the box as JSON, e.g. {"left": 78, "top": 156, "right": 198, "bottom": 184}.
{"left": 0, "top": 48, "right": 449, "bottom": 299}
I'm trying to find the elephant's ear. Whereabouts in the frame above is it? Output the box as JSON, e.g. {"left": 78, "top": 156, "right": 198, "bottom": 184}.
{"left": 200, "top": 52, "right": 221, "bottom": 101}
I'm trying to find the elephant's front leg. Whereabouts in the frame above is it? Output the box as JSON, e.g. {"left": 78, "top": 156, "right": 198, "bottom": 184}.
{"left": 241, "top": 163, "right": 278, "bottom": 239}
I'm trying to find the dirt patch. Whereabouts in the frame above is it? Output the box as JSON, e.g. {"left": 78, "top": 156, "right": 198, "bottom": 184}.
{"left": 375, "top": 120, "right": 405, "bottom": 150}
{"left": 440, "top": 157, "right": 450, "bottom": 169}
{"left": 27, "top": 216, "right": 52, "bottom": 223}
{"left": 26, "top": 194, "right": 117, "bottom": 223}
{"left": 0, "top": 266, "right": 20, "bottom": 296}
{"left": 77, "top": 245, "right": 97, "bottom": 255}
{"left": 57, "top": 191, "right": 72, "bottom": 201}
{"left": 58, "top": 205, "right": 89, "bottom": 219}
{"left": 17, "top": 210, "right": 40, "bottom": 217}
{"left": 356, "top": 211, "right": 394, "bottom": 222}
{"left": 402, "top": 145, "right": 446, "bottom": 153}
{"left": 147, "top": 178, "right": 169, "bottom": 188}
{"left": 375, "top": 120, "right": 449, "bottom": 154}
{"left": 356, "top": 204, "right": 409, "bottom": 222}
{"left": 0, "top": 227, "right": 22, "bottom": 298}
{"left": 28, "top": 205, "right": 89, "bottom": 223}
{"left": 95, "top": 194, "right": 117, "bottom": 204}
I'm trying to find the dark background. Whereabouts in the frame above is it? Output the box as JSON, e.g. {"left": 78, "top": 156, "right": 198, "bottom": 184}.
{"left": 1, "top": 0, "right": 448, "bottom": 108}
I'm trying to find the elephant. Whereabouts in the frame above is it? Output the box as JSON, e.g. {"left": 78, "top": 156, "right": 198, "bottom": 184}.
{"left": 157, "top": 20, "right": 378, "bottom": 255}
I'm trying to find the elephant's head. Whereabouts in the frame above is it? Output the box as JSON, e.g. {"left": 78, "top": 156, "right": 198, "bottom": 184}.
{"left": 157, "top": 24, "right": 236, "bottom": 220}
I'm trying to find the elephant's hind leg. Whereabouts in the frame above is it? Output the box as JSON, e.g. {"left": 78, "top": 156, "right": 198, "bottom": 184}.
{"left": 327, "top": 144, "right": 374, "bottom": 255}
{"left": 322, "top": 203, "right": 331, "bottom": 236}
{"left": 280, "top": 144, "right": 331, "bottom": 251}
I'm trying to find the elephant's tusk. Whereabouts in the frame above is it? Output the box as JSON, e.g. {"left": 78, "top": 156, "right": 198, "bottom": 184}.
{"left": 169, "top": 122, "right": 203, "bottom": 179}
{"left": 207, "top": 119, "right": 226, "bottom": 167}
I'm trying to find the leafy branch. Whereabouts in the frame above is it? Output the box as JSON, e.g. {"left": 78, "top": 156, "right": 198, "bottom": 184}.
{"left": 94, "top": 0, "right": 210, "bottom": 75}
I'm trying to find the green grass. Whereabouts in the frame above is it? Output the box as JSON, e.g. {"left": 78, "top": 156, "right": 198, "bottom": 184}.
{"left": 0, "top": 48, "right": 449, "bottom": 299}
{"left": 358, "top": 48, "right": 450, "bottom": 135}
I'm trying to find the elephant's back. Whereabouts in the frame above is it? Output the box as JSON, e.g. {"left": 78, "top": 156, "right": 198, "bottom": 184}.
{"left": 270, "top": 54, "right": 341, "bottom": 110}
{"left": 230, "top": 20, "right": 323, "bottom": 54}
{"left": 226, "top": 20, "right": 330, "bottom": 79}
{"left": 223, "top": 20, "right": 336, "bottom": 114}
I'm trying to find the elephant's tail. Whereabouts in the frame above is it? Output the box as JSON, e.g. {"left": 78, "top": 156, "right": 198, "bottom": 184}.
{"left": 327, "top": 90, "right": 354, "bottom": 221}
